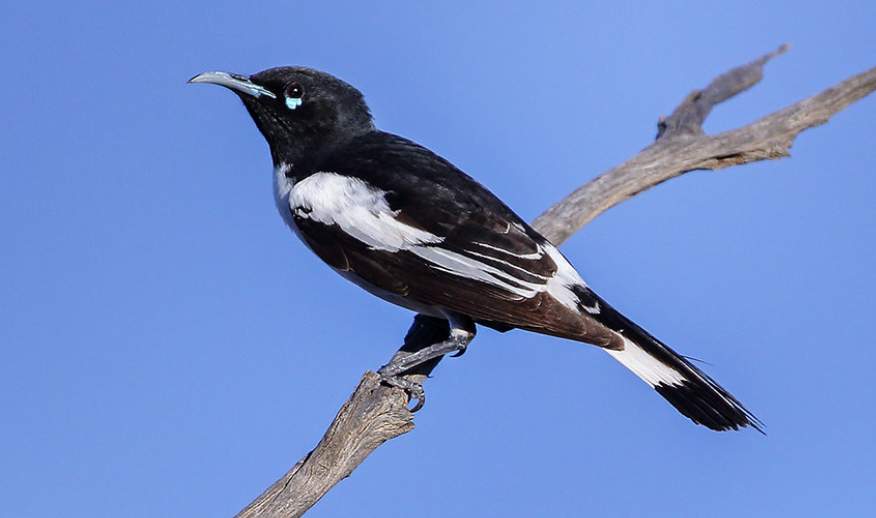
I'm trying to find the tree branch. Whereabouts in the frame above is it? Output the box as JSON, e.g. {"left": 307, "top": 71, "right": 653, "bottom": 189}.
{"left": 236, "top": 46, "right": 876, "bottom": 517}
{"left": 534, "top": 45, "right": 876, "bottom": 242}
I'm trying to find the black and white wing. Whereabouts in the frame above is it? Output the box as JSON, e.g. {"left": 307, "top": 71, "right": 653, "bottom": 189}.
{"left": 285, "top": 131, "right": 623, "bottom": 348}
{"left": 281, "top": 131, "right": 762, "bottom": 432}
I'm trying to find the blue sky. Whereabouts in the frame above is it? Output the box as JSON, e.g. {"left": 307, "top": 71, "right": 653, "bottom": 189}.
{"left": 2, "top": 1, "right": 874, "bottom": 517}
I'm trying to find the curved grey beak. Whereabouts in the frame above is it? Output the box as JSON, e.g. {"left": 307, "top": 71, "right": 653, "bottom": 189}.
{"left": 188, "top": 71, "right": 277, "bottom": 99}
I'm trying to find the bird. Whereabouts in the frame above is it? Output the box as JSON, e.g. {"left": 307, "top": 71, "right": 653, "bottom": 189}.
{"left": 189, "top": 66, "right": 762, "bottom": 432}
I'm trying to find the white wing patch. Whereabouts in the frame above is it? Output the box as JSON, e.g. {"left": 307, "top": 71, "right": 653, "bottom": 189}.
{"left": 410, "top": 246, "right": 540, "bottom": 299}
{"left": 472, "top": 241, "right": 542, "bottom": 260}
{"left": 278, "top": 168, "right": 591, "bottom": 311}
{"left": 413, "top": 240, "right": 589, "bottom": 311}
{"left": 543, "top": 245, "right": 588, "bottom": 310}
{"left": 290, "top": 172, "right": 444, "bottom": 251}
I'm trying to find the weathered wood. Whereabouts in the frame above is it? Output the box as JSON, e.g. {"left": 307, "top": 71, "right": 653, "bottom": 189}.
{"left": 236, "top": 47, "right": 876, "bottom": 517}
{"left": 534, "top": 46, "right": 876, "bottom": 242}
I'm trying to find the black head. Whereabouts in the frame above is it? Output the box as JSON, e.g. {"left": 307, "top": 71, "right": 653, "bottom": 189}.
{"left": 189, "top": 67, "right": 374, "bottom": 165}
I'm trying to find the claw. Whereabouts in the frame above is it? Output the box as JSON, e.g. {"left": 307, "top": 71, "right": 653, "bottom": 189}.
{"left": 448, "top": 333, "right": 471, "bottom": 358}
{"left": 407, "top": 384, "right": 425, "bottom": 412}
{"left": 377, "top": 369, "right": 426, "bottom": 412}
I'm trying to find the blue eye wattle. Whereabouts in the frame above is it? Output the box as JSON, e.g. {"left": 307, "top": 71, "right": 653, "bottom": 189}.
{"left": 285, "top": 97, "right": 303, "bottom": 110}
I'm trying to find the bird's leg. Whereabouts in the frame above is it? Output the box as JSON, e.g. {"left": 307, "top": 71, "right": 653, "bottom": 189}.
{"left": 379, "top": 328, "right": 474, "bottom": 377}
{"left": 378, "top": 316, "right": 475, "bottom": 411}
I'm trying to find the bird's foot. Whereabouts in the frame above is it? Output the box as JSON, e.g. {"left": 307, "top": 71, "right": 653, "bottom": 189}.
{"left": 377, "top": 368, "right": 426, "bottom": 412}
{"left": 376, "top": 322, "right": 475, "bottom": 412}
{"left": 449, "top": 339, "right": 468, "bottom": 357}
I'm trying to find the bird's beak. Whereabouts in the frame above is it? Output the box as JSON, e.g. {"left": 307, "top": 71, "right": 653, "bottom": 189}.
{"left": 188, "top": 71, "right": 277, "bottom": 99}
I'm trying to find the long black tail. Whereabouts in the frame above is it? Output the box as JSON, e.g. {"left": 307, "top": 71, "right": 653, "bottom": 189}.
{"left": 575, "top": 287, "right": 763, "bottom": 432}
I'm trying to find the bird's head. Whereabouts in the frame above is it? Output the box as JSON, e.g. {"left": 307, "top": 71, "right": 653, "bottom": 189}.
{"left": 189, "top": 67, "right": 373, "bottom": 165}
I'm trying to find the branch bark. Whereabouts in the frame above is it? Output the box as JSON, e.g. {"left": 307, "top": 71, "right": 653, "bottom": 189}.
{"left": 236, "top": 46, "right": 876, "bottom": 517}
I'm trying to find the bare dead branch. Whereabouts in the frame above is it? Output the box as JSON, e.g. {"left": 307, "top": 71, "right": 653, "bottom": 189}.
{"left": 656, "top": 44, "right": 789, "bottom": 140}
{"left": 236, "top": 373, "right": 412, "bottom": 518}
{"left": 235, "top": 48, "right": 876, "bottom": 518}
{"left": 534, "top": 49, "right": 876, "bottom": 243}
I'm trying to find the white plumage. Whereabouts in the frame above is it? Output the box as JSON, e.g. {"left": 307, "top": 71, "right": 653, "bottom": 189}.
{"left": 279, "top": 165, "right": 694, "bottom": 393}
{"left": 290, "top": 172, "right": 444, "bottom": 251}
{"left": 278, "top": 168, "right": 596, "bottom": 313}
{"left": 607, "top": 337, "right": 687, "bottom": 387}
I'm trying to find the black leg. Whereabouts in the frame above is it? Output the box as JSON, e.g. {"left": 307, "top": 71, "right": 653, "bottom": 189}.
{"left": 378, "top": 314, "right": 476, "bottom": 411}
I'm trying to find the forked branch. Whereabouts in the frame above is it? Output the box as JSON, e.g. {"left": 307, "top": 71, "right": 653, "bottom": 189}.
{"left": 236, "top": 46, "right": 876, "bottom": 517}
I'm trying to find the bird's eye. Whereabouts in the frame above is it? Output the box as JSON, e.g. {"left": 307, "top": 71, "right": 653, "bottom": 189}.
{"left": 285, "top": 82, "right": 304, "bottom": 110}
{"left": 286, "top": 83, "right": 304, "bottom": 98}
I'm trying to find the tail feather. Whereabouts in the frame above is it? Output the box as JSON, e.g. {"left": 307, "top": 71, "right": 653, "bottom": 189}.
{"left": 609, "top": 337, "right": 763, "bottom": 432}
{"left": 575, "top": 287, "right": 763, "bottom": 432}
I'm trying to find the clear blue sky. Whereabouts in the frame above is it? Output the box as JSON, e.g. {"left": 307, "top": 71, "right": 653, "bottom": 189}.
{"left": 2, "top": 1, "right": 874, "bottom": 517}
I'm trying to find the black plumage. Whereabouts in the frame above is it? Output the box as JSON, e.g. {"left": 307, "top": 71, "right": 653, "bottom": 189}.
{"left": 291, "top": 131, "right": 623, "bottom": 348}
{"left": 190, "top": 66, "right": 762, "bottom": 432}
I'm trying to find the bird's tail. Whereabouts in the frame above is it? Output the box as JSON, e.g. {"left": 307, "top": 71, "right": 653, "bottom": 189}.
{"left": 577, "top": 287, "right": 763, "bottom": 432}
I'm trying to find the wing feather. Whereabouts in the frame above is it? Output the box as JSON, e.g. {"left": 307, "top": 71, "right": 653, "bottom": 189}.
{"left": 292, "top": 131, "right": 622, "bottom": 348}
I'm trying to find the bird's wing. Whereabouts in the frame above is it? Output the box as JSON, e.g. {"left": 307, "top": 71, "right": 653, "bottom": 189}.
{"left": 289, "top": 132, "right": 762, "bottom": 431}
{"left": 291, "top": 132, "right": 621, "bottom": 347}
